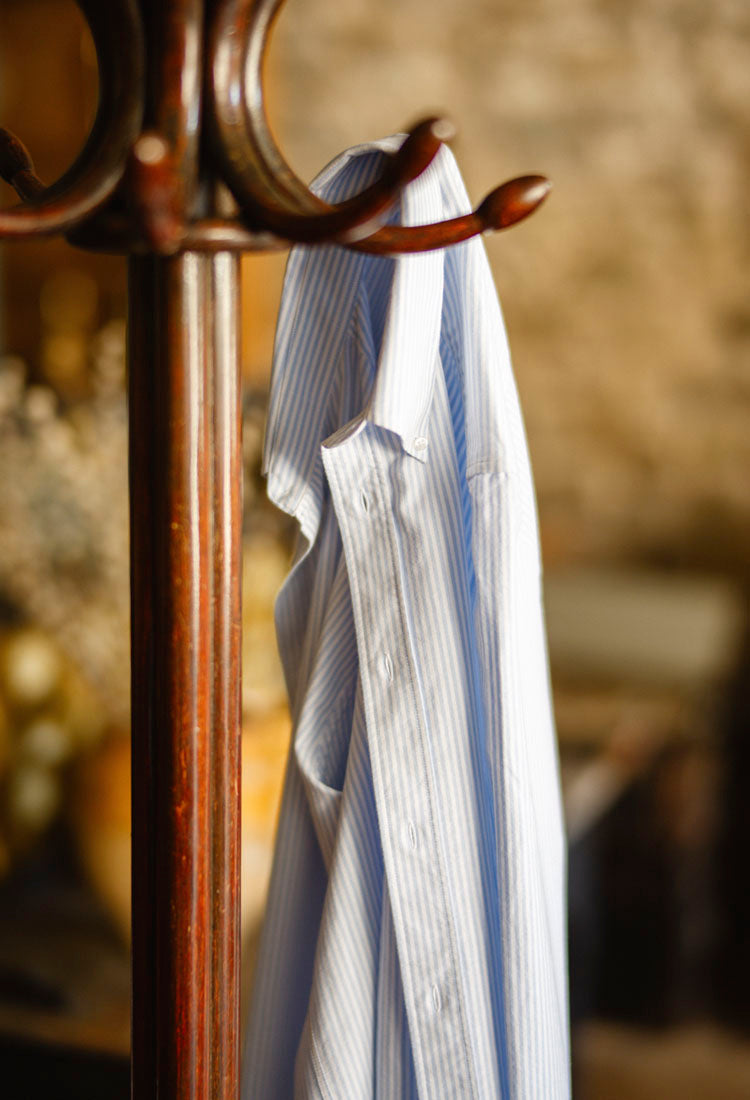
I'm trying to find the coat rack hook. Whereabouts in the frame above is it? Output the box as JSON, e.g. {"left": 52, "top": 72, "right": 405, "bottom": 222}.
{"left": 353, "top": 174, "right": 552, "bottom": 255}
{"left": 0, "top": 128, "right": 45, "bottom": 201}
{"left": 211, "top": 0, "right": 455, "bottom": 244}
{"left": 209, "top": 0, "right": 550, "bottom": 253}
{"left": 0, "top": 0, "right": 144, "bottom": 240}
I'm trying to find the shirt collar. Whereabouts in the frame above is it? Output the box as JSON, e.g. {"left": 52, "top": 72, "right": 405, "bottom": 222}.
{"left": 263, "top": 138, "right": 448, "bottom": 525}
{"left": 363, "top": 146, "right": 445, "bottom": 462}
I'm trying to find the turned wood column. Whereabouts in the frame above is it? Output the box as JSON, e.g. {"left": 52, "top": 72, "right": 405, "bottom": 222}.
{"left": 129, "top": 249, "right": 242, "bottom": 1099}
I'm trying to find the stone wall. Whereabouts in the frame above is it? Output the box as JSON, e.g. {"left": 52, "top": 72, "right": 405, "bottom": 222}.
{"left": 270, "top": 0, "right": 750, "bottom": 572}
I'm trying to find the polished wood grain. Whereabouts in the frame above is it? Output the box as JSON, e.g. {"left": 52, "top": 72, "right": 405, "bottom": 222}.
{"left": 129, "top": 250, "right": 241, "bottom": 1099}
{"left": 208, "top": 252, "right": 242, "bottom": 1099}
{"left": 130, "top": 254, "right": 213, "bottom": 1099}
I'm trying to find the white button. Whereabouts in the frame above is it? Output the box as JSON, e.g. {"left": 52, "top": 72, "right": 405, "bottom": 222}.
{"left": 408, "top": 821, "right": 418, "bottom": 850}
{"left": 431, "top": 985, "right": 442, "bottom": 1013}
{"left": 383, "top": 653, "right": 394, "bottom": 683}
{"left": 413, "top": 436, "right": 428, "bottom": 452}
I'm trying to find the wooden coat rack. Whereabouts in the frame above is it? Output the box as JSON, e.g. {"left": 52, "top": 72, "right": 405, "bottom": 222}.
{"left": 0, "top": 1, "right": 549, "bottom": 1096}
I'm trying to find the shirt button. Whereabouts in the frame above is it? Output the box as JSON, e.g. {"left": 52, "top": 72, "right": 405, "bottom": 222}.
{"left": 413, "top": 436, "right": 428, "bottom": 453}
{"left": 407, "top": 821, "right": 418, "bottom": 850}
{"left": 383, "top": 654, "right": 394, "bottom": 683}
{"left": 431, "top": 985, "right": 443, "bottom": 1013}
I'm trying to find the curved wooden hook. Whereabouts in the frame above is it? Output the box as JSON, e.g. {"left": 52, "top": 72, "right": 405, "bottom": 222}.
{"left": 0, "top": 0, "right": 144, "bottom": 239}
{"left": 211, "top": 0, "right": 550, "bottom": 252}
{"left": 211, "top": 0, "right": 453, "bottom": 244}
{"left": 0, "top": 129, "right": 46, "bottom": 201}
{"left": 68, "top": 0, "right": 213, "bottom": 256}
{"left": 353, "top": 175, "right": 553, "bottom": 254}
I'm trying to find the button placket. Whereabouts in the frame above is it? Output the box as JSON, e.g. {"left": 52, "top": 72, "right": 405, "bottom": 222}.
{"left": 322, "top": 432, "right": 478, "bottom": 1099}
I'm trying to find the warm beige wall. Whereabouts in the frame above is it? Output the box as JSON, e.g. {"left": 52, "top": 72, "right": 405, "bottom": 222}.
{"left": 266, "top": 0, "right": 750, "bottom": 572}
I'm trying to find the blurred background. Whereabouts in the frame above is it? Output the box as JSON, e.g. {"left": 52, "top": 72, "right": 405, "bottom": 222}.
{"left": 0, "top": 0, "right": 749, "bottom": 1095}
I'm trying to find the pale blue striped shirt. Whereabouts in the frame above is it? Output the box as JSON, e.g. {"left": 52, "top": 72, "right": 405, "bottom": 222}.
{"left": 243, "top": 138, "right": 570, "bottom": 1099}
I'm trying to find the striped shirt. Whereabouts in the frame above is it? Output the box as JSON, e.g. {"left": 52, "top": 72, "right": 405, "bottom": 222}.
{"left": 242, "top": 138, "right": 570, "bottom": 1099}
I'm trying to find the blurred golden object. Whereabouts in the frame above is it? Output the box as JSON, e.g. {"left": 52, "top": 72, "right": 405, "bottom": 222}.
{"left": 0, "top": 628, "right": 62, "bottom": 710}
{"left": 7, "top": 762, "right": 62, "bottom": 839}
{"left": 240, "top": 706, "right": 292, "bottom": 931}
{"left": 0, "top": 626, "right": 106, "bottom": 864}
{"left": 69, "top": 733, "right": 131, "bottom": 942}
{"left": 41, "top": 332, "right": 88, "bottom": 392}
{"left": 242, "top": 534, "right": 290, "bottom": 716}
{"left": 20, "top": 716, "right": 74, "bottom": 767}
{"left": 70, "top": 708, "right": 292, "bottom": 943}
{"left": 241, "top": 253, "right": 286, "bottom": 383}
{"left": 0, "top": 697, "right": 8, "bottom": 778}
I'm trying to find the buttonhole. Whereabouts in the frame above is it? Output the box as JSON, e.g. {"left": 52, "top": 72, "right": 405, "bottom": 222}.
{"left": 383, "top": 654, "right": 394, "bottom": 683}
{"left": 408, "top": 821, "right": 417, "bottom": 850}
{"left": 360, "top": 490, "right": 370, "bottom": 513}
{"left": 432, "top": 985, "right": 442, "bottom": 1013}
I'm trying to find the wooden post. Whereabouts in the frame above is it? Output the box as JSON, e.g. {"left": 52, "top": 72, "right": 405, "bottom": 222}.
{"left": 129, "top": 251, "right": 242, "bottom": 1099}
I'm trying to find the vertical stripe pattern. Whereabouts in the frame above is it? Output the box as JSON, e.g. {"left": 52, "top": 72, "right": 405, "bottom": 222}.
{"left": 243, "top": 138, "right": 570, "bottom": 1099}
